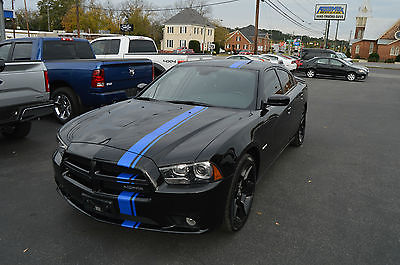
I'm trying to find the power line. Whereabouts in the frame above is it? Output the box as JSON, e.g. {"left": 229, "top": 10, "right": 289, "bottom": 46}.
{"left": 275, "top": 0, "right": 324, "bottom": 30}
{"left": 82, "top": 0, "right": 239, "bottom": 13}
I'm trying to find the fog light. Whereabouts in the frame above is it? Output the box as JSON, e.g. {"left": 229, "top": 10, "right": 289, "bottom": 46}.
{"left": 186, "top": 217, "right": 196, "bottom": 226}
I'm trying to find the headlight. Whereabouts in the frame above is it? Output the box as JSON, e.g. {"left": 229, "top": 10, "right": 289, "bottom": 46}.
{"left": 358, "top": 69, "right": 366, "bottom": 73}
{"left": 160, "top": 162, "right": 223, "bottom": 185}
{"left": 57, "top": 133, "right": 68, "bottom": 154}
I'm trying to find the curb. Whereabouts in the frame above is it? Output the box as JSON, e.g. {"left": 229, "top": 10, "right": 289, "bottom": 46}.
{"left": 365, "top": 65, "right": 400, "bottom": 71}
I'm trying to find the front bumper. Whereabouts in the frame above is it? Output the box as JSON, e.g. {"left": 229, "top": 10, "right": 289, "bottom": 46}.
{"left": 53, "top": 151, "right": 228, "bottom": 234}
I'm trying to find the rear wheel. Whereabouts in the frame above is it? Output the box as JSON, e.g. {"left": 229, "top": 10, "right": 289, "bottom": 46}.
{"left": 52, "top": 87, "right": 80, "bottom": 124}
{"left": 346, "top": 72, "right": 356, "bottom": 81}
{"left": 1, "top": 121, "right": 31, "bottom": 139}
{"left": 291, "top": 114, "right": 306, "bottom": 147}
{"left": 222, "top": 154, "right": 257, "bottom": 232}
{"left": 306, "top": 69, "right": 316, "bottom": 78}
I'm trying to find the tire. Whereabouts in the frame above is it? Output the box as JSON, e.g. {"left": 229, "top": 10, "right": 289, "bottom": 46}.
{"left": 306, "top": 69, "right": 316, "bottom": 78}
{"left": 1, "top": 121, "right": 31, "bottom": 139}
{"left": 52, "top": 87, "right": 80, "bottom": 124}
{"left": 346, "top": 72, "right": 356, "bottom": 81}
{"left": 291, "top": 114, "right": 306, "bottom": 147}
{"left": 222, "top": 154, "right": 257, "bottom": 232}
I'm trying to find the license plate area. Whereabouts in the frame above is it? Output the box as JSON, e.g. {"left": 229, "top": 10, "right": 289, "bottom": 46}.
{"left": 82, "top": 193, "right": 113, "bottom": 214}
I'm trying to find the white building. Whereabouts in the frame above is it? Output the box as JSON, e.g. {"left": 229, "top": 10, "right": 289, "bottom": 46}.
{"left": 161, "top": 9, "right": 215, "bottom": 52}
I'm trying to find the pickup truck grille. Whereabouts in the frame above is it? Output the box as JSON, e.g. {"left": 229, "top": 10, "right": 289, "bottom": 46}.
{"left": 62, "top": 154, "right": 154, "bottom": 195}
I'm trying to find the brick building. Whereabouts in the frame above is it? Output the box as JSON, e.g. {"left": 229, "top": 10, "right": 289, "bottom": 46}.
{"left": 225, "top": 25, "right": 270, "bottom": 54}
{"left": 350, "top": 0, "right": 400, "bottom": 61}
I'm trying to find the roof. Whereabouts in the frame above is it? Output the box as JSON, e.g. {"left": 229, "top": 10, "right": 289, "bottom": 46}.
{"left": 238, "top": 25, "right": 268, "bottom": 44}
{"left": 164, "top": 8, "right": 214, "bottom": 28}
{"left": 359, "top": 18, "right": 399, "bottom": 40}
{"left": 181, "top": 59, "right": 274, "bottom": 70}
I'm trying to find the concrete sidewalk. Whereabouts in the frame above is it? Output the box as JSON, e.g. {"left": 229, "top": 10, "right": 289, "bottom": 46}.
{"left": 355, "top": 62, "right": 400, "bottom": 70}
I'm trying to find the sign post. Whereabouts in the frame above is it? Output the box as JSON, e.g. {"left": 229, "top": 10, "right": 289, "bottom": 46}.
{"left": 0, "top": 0, "right": 5, "bottom": 41}
{"left": 314, "top": 4, "right": 347, "bottom": 49}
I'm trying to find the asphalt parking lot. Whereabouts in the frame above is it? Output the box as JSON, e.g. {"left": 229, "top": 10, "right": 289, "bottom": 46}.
{"left": 1, "top": 68, "right": 400, "bottom": 265}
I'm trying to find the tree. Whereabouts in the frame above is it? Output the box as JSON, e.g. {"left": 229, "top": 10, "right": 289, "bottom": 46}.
{"left": 37, "top": 0, "right": 76, "bottom": 30}
{"left": 119, "top": 0, "right": 154, "bottom": 36}
{"left": 14, "top": 8, "right": 41, "bottom": 31}
{"left": 189, "top": 40, "right": 200, "bottom": 53}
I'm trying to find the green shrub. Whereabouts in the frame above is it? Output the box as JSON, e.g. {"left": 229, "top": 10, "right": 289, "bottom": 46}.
{"left": 395, "top": 55, "right": 400, "bottom": 62}
{"left": 368, "top": 53, "right": 379, "bottom": 62}
{"left": 189, "top": 40, "right": 201, "bottom": 53}
{"left": 355, "top": 54, "right": 361, "bottom": 59}
{"left": 385, "top": 58, "right": 395, "bottom": 63}
{"left": 345, "top": 50, "right": 351, "bottom": 58}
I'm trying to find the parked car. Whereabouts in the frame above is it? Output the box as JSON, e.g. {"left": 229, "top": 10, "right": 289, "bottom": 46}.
{"left": 298, "top": 57, "right": 369, "bottom": 81}
{"left": 300, "top": 48, "right": 337, "bottom": 61}
{"left": 0, "top": 60, "right": 53, "bottom": 138}
{"left": 239, "top": 50, "right": 252, "bottom": 55}
{"left": 173, "top": 48, "right": 195, "bottom": 54}
{"left": 336, "top": 52, "right": 353, "bottom": 63}
{"left": 53, "top": 60, "right": 307, "bottom": 233}
{"left": 0, "top": 37, "right": 153, "bottom": 123}
{"left": 91, "top": 36, "right": 212, "bottom": 77}
{"left": 260, "top": 54, "right": 297, "bottom": 71}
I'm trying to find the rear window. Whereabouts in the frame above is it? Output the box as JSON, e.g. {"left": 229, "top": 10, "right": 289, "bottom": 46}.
{"left": 91, "top": 39, "right": 120, "bottom": 55}
{"left": 43, "top": 40, "right": 95, "bottom": 60}
{"left": 12, "top": 42, "right": 32, "bottom": 61}
{"left": 128, "top": 40, "right": 157, "bottom": 53}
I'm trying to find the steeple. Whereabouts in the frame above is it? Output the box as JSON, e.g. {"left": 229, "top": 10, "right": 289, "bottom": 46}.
{"left": 355, "top": 0, "right": 372, "bottom": 39}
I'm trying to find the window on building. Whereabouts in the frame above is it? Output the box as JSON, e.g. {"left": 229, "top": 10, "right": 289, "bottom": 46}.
{"left": 180, "top": 26, "right": 187, "bottom": 34}
{"left": 355, "top": 45, "right": 360, "bottom": 54}
{"left": 167, "top": 26, "right": 174, "bottom": 34}
{"left": 243, "top": 44, "right": 247, "bottom": 50}
{"left": 390, "top": 46, "right": 399, "bottom": 56}
{"left": 179, "top": 40, "right": 187, "bottom": 48}
{"left": 201, "top": 28, "right": 203, "bottom": 35}
{"left": 236, "top": 44, "right": 240, "bottom": 50}
{"left": 194, "top": 27, "right": 198, "bottom": 34}
{"left": 236, "top": 35, "right": 241, "bottom": 41}
{"left": 369, "top": 42, "right": 374, "bottom": 54}
{"left": 167, "top": 40, "right": 174, "bottom": 48}
{"left": 226, "top": 44, "right": 230, "bottom": 49}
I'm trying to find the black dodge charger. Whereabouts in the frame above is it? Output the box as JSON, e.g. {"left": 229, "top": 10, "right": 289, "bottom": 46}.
{"left": 53, "top": 59, "right": 308, "bottom": 233}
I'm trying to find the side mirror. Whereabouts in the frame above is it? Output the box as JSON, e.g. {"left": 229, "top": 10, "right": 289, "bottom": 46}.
{"left": 267, "top": 95, "right": 290, "bottom": 106}
{"left": 0, "top": 60, "right": 5, "bottom": 72}
{"left": 137, "top": 83, "right": 147, "bottom": 91}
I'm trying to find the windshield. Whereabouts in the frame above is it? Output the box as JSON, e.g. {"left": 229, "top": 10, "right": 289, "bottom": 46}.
{"left": 139, "top": 65, "right": 257, "bottom": 109}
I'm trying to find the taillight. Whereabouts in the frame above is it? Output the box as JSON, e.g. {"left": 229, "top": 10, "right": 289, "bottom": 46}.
{"left": 44, "top": 70, "right": 50, "bottom": 92}
{"left": 91, "top": 69, "right": 105, "bottom": 88}
{"left": 177, "top": 60, "right": 186, "bottom": 64}
{"left": 61, "top": 37, "right": 73, "bottom": 41}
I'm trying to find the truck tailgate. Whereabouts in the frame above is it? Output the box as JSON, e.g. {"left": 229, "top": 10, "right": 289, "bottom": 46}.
{"left": 100, "top": 59, "right": 152, "bottom": 92}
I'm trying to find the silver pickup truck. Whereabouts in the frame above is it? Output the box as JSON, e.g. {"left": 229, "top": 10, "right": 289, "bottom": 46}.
{"left": 0, "top": 60, "right": 53, "bottom": 138}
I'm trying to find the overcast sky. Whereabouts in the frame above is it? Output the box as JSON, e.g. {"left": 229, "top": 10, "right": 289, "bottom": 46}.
{"left": 5, "top": 0, "right": 400, "bottom": 40}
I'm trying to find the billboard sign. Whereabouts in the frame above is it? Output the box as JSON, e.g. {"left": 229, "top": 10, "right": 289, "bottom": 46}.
{"left": 314, "top": 4, "right": 347, "bottom": 20}
{"left": 4, "top": 10, "right": 15, "bottom": 19}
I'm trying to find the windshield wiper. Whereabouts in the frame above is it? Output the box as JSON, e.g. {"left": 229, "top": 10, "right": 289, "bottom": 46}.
{"left": 165, "top": 100, "right": 214, "bottom": 107}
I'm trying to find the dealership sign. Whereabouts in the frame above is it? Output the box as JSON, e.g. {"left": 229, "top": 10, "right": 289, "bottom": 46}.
{"left": 314, "top": 4, "right": 347, "bottom": 20}
{"left": 4, "top": 10, "right": 15, "bottom": 19}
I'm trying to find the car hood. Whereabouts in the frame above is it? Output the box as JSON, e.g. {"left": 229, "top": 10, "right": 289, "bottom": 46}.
{"left": 61, "top": 99, "right": 248, "bottom": 167}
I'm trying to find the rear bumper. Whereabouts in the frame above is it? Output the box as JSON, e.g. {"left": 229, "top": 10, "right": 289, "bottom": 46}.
{"left": 0, "top": 101, "right": 53, "bottom": 125}
{"left": 53, "top": 155, "right": 228, "bottom": 234}
{"left": 84, "top": 88, "right": 136, "bottom": 107}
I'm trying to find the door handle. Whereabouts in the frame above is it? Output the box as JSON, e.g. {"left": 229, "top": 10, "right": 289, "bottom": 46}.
{"left": 286, "top": 107, "right": 292, "bottom": 114}
{"left": 299, "top": 92, "right": 304, "bottom": 100}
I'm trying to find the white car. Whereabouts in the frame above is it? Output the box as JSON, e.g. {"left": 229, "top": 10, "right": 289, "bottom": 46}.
{"left": 336, "top": 52, "right": 353, "bottom": 64}
{"left": 226, "top": 55, "right": 267, "bottom": 62}
{"left": 260, "top": 54, "right": 297, "bottom": 71}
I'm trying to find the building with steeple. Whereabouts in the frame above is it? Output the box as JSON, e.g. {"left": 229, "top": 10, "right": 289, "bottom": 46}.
{"left": 351, "top": 0, "right": 400, "bottom": 61}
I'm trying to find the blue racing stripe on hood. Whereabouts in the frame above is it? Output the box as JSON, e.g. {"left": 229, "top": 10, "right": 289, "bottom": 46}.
{"left": 117, "top": 106, "right": 207, "bottom": 168}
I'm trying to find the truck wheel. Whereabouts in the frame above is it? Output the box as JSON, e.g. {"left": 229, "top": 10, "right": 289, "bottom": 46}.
{"left": 1, "top": 121, "right": 32, "bottom": 139}
{"left": 52, "top": 87, "right": 79, "bottom": 124}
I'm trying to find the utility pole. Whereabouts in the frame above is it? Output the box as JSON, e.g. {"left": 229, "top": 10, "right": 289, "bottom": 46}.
{"left": 253, "top": 0, "right": 260, "bottom": 54}
{"left": 0, "top": 0, "right": 5, "bottom": 41}
{"left": 12, "top": 0, "right": 15, "bottom": 38}
{"left": 47, "top": 4, "right": 50, "bottom": 32}
{"left": 334, "top": 20, "right": 339, "bottom": 51}
{"left": 23, "top": 0, "right": 30, "bottom": 37}
{"left": 323, "top": 20, "right": 330, "bottom": 49}
{"left": 75, "top": 0, "right": 80, "bottom": 38}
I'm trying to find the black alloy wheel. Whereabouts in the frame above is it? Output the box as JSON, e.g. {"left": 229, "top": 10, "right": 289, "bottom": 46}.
{"left": 223, "top": 154, "right": 257, "bottom": 232}
{"left": 291, "top": 114, "right": 306, "bottom": 147}
{"left": 346, "top": 72, "right": 356, "bottom": 81}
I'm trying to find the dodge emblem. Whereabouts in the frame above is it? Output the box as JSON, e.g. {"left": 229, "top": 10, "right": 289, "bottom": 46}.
{"left": 129, "top": 68, "right": 135, "bottom": 76}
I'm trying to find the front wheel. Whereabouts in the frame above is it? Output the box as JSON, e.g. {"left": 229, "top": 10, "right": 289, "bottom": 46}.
{"left": 222, "top": 154, "right": 257, "bottom": 232}
{"left": 1, "top": 121, "right": 32, "bottom": 139}
{"left": 291, "top": 114, "right": 306, "bottom": 147}
{"left": 346, "top": 72, "right": 356, "bottom": 81}
{"left": 306, "top": 69, "right": 316, "bottom": 78}
{"left": 52, "top": 87, "right": 80, "bottom": 124}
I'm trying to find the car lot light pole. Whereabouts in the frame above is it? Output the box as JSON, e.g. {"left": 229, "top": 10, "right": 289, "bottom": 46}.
{"left": 0, "top": 0, "right": 6, "bottom": 41}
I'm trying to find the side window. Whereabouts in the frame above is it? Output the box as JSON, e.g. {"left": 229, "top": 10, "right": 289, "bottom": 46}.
{"left": 91, "top": 40, "right": 107, "bottom": 55}
{"left": 11, "top": 42, "right": 32, "bottom": 61}
{"left": 316, "top": 58, "right": 329, "bottom": 64}
{"left": 0, "top": 43, "right": 12, "bottom": 61}
{"left": 263, "top": 69, "right": 283, "bottom": 99}
{"left": 330, "top": 59, "right": 343, "bottom": 67}
{"left": 108, "top": 39, "right": 120, "bottom": 54}
{"left": 276, "top": 69, "right": 295, "bottom": 94}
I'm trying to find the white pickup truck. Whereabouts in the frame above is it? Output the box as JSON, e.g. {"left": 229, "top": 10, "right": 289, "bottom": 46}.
{"left": 91, "top": 36, "right": 213, "bottom": 77}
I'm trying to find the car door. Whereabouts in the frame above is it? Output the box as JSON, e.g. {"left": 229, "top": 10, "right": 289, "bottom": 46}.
{"left": 254, "top": 68, "right": 287, "bottom": 168}
{"left": 314, "top": 58, "right": 330, "bottom": 75}
{"left": 329, "top": 59, "right": 346, "bottom": 77}
{"left": 276, "top": 68, "right": 299, "bottom": 146}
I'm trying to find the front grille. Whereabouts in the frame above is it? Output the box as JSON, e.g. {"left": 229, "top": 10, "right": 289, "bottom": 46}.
{"left": 62, "top": 153, "right": 154, "bottom": 195}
